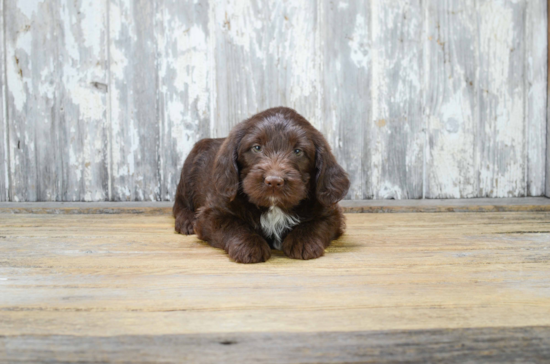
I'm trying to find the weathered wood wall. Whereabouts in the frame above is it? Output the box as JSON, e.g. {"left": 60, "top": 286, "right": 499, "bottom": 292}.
{"left": 547, "top": 0, "right": 550, "bottom": 198}
{"left": 1, "top": 0, "right": 7, "bottom": 202}
{"left": 0, "top": 0, "right": 548, "bottom": 202}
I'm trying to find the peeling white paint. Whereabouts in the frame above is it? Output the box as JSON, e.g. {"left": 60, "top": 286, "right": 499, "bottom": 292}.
{"left": 369, "top": 0, "right": 424, "bottom": 199}
{"left": 80, "top": 0, "right": 105, "bottom": 57}
{"left": 2, "top": 0, "right": 547, "bottom": 201}
{"left": 378, "top": 181, "right": 403, "bottom": 200}
{"left": 349, "top": 14, "right": 369, "bottom": 70}
{"left": 1, "top": 0, "right": 7, "bottom": 201}
{"left": 338, "top": 1, "right": 349, "bottom": 10}
{"left": 6, "top": 49, "right": 28, "bottom": 113}
{"left": 70, "top": 85, "right": 105, "bottom": 121}
{"left": 174, "top": 26, "right": 209, "bottom": 122}
{"left": 525, "top": 0, "right": 548, "bottom": 196}
{"left": 60, "top": 2, "right": 81, "bottom": 62}
{"left": 207, "top": 0, "right": 218, "bottom": 138}
{"left": 286, "top": 2, "right": 318, "bottom": 105}
{"left": 215, "top": 0, "right": 264, "bottom": 57}
{"left": 477, "top": 0, "right": 526, "bottom": 197}
{"left": 156, "top": 2, "right": 212, "bottom": 200}
{"left": 18, "top": 0, "right": 45, "bottom": 20}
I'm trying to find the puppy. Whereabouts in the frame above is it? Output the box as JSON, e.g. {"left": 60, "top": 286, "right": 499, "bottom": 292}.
{"left": 173, "top": 107, "right": 350, "bottom": 263}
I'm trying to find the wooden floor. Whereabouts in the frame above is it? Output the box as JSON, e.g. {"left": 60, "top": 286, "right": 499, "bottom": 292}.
{"left": 1, "top": 209, "right": 550, "bottom": 363}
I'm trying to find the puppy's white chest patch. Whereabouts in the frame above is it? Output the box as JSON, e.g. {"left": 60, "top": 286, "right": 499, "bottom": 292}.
{"left": 260, "top": 206, "right": 299, "bottom": 250}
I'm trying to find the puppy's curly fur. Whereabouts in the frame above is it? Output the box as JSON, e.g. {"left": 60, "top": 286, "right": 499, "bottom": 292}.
{"left": 173, "top": 107, "right": 350, "bottom": 263}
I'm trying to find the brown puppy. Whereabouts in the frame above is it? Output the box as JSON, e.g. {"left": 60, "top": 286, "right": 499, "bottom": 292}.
{"left": 173, "top": 107, "right": 350, "bottom": 263}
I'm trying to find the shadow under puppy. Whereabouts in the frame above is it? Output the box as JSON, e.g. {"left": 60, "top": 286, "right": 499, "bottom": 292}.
{"left": 173, "top": 107, "right": 350, "bottom": 263}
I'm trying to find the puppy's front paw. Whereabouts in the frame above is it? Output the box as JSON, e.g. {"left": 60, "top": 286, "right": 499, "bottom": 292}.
{"left": 226, "top": 235, "right": 271, "bottom": 264}
{"left": 283, "top": 234, "right": 325, "bottom": 260}
{"left": 175, "top": 211, "right": 195, "bottom": 235}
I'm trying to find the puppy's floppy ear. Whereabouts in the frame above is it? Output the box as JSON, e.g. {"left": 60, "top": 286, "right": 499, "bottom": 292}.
{"left": 213, "top": 126, "right": 244, "bottom": 200}
{"left": 314, "top": 134, "right": 350, "bottom": 205}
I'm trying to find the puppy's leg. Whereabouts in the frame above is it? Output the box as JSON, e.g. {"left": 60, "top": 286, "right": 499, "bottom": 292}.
{"left": 173, "top": 155, "right": 197, "bottom": 235}
{"left": 174, "top": 207, "right": 196, "bottom": 235}
{"left": 195, "top": 208, "right": 271, "bottom": 264}
{"left": 173, "top": 186, "right": 196, "bottom": 235}
{"left": 283, "top": 207, "right": 345, "bottom": 260}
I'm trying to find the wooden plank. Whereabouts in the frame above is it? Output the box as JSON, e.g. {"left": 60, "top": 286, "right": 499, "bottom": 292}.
{"left": 209, "top": 0, "right": 322, "bottom": 137}
{"left": 0, "top": 0, "right": 7, "bottom": 202}
{"left": 424, "top": 0, "right": 548, "bottom": 199}
{"left": 477, "top": 0, "right": 528, "bottom": 197}
{"left": 4, "top": 0, "right": 109, "bottom": 202}
{"left": 156, "top": 0, "right": 211, "bottom": 201}
{"left": 59, "top": 0, "right": 110, "bottom": 201}
{"left": 109, "top": 0, "right": 159, "bottom": 201}
{"left": 339, "top": 197, "right": 550, "bottom": 213}
{"left": 0, "top": 201, "right": 174, "bottom": 215}
{"left": 5, "top": 1, "right": 61, "bottom": 201}
{"left": 547, "top": 0, "right": 550, "bottom": 198}
{"left": 2, "top": 327, "right": 550, "bottom": 363}
{"left": 0, "top": 212, "right": 549, "bottom": 340}
{"left": 57, "top": 0, "right": 110, "bottom": 202}
{"left": 425, "top": 0, "right": 547, "bottom": 199}
{"left": 525, "top": 0, "right": 548, "bottom": 197}
{"left": 320, "top": 0, "right": 370, "bottom": 200}
{"left": 424, "top": 0, "right": 478, "bottom": 198}
{"left": 1, "top": 197, "right": 550, "bottom": 214}
{"left": 369, "top": 0, "right": 424, "bottom": 199}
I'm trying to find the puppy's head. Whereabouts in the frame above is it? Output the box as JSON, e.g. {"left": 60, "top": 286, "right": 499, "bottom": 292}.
{"left": 213, "top": 107, "right": 350, "bottom": 209}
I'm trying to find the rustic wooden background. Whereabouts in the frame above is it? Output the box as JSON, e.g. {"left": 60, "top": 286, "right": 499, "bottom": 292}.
{"left": 0, "top": 0, "right": 548, "bottom": 202}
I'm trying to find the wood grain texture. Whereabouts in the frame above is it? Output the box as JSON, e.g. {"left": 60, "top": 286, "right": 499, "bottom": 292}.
{"left": 56, "top": 0, "right": 110, "bottom": 202}
{"left": 2, "top": 327, "right": 550, "bottom": 363}
{"left": 526, "top": 0, "right": 547, "bottom": 197}
{"left": 210, "top": 0, "right": 322, "bottom": 138}
{"left": 156, "top": 0, "right": 211, "bottom": 201}
{"left": 5, "top": 1, "right": 61, "bottom": 201}
{"left": 477, "top": 0, "right": 528, "bottom": 197}
{"left": 0, "top": 0, "right": 548, "bottom": 201}
{"left": 1, "top": 212, "right": 549, "bottom": 336}
{"left": 547, "top": 0, "right": 550, "bottom": 198}
{"left": 369, "top": 0, "right": 424, "bottom": 199}
{"left": 0, "top": 0, "right": 7, "bottom": 202}
{"left": 424, "top": 0, "right": 478, "bottom": 199}
{"left": 0, "top": 212, "right": 549, "bottom": 362}
{"left": 109, "top": 0, "right": 160, "bottom": 201}
{"left": 4, "top": 0, "right": 109, "bottom": 202}
{"left": 321, "top": 0, "right": 370, "bottom": 200}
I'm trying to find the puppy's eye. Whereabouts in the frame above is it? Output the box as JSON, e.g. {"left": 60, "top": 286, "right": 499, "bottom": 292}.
{"left": 294, "top": 149, "right": 302, "bottom": 155}
{"left": 252, "top": 145, "right": 262, "bottom": 152}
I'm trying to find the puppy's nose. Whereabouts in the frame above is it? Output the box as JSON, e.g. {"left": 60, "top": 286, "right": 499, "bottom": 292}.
{"left": 264, "top": 176, "right": 284, "bottom": 188}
